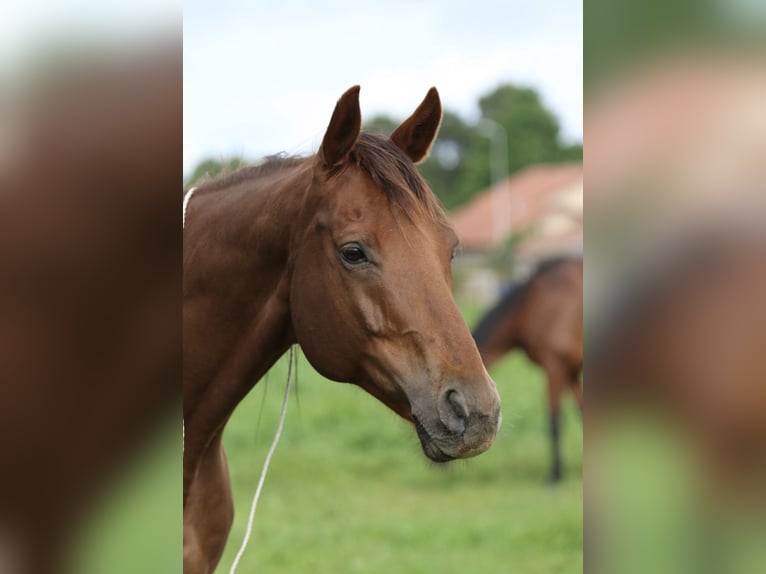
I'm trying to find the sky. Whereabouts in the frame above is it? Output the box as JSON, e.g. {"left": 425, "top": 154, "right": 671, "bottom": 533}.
{"left": 183, "top": 0, "right": 582, "bottom": 175}
{"left": 1, "top": 1, "right": 180, "bottom": 71}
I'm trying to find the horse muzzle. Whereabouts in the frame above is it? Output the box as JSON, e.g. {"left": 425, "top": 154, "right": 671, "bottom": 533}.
{"left": 411, "top": 386, "right": 501, "bottom": 462}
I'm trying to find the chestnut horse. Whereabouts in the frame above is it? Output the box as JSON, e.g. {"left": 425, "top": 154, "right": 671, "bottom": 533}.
{"left": 472, "top": 256, "right": 583, "bottom": 482}
{"left": 183, "top": 86, "right": 501, "bottom": 573}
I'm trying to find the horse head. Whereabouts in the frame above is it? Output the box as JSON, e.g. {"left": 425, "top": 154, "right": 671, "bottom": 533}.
{"left": 288, "top": 86, "right": 501, "bottom": 462}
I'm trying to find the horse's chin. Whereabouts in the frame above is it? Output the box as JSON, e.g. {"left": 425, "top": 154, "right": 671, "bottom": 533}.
{"left": 412, "top": 414, "right": 456, "bottom": 463}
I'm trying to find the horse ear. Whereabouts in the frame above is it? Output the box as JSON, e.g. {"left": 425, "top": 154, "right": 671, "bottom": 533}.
{"left": 390, "top": 87, "right": 442, "bottom": 164}
{"left": 320, "top": 85, "right": 362, "bottom": 169}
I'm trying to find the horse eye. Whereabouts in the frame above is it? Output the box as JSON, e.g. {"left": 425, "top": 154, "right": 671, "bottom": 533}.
{"left": 339, "top": 243, "right": 368, "bottom": 265}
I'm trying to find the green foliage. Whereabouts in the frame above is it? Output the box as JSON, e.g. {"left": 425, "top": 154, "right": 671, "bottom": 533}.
{"left": 559, "top": 143, "right": 584, "bottom": 162}
{"left": 185, "top": 156, "right": 246, "bottom": 188}
{"left": 363, "top": 115, "right": 398, "bottom": 136}
{"left": 479, "top": 85, "right": 565, "bottom": 170}
{"left": 417, "top": 110, "right": 476, "bottom": 209}
{"left": 584, "top": 0, "right": 736, "bottom": 92}
{"left": 453, "top": 85, "right": 582, "bottom": 210}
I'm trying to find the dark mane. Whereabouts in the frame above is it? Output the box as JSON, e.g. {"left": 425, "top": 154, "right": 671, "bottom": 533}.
{"left": 472, "top": 282, "right": 532, "bottom": 347}
{"left": 535, "top": 255, "right": 582, "bottom": 276}
{"left": 472, "top": 256, "right": 582, "bottom": 345}
{"left": 189, "top": 133, "right": 448, "bottom": 225}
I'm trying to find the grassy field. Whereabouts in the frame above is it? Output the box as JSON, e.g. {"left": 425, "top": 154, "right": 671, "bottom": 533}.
{"left": 218, "top": 312, "right": 583, "bottom": 573}
{"left": 72, "top": 305, "right": 582, "bottom": 573}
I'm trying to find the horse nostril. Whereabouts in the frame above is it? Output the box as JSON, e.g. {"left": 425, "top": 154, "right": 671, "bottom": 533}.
{"left": 438, "top": 388, "right": 469, "bottom": 435}
{"left": 447, "top": 389, "right": 469, "bottom": 420}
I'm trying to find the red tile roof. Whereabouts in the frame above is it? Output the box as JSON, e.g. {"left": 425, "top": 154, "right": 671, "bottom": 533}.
{"left": 449, "top": 162, "right": 582, "bottom": 253}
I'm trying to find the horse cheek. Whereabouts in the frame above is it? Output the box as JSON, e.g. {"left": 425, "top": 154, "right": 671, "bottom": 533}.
{"left": 290, "top": 265, "right": 357, "bottom": 383}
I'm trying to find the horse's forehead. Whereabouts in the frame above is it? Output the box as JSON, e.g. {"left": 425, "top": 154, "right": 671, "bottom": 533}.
{"left": 329, "top": 167, "right": 385, "bottom": 201}
{"left": 324, "top": 170, "right": 394, "bottom": 224}
{"left": 320, "top": 166, "right": 454, "bottom": 248}
{"left": 330, "top": 172, "right": 390, "bottom": 217}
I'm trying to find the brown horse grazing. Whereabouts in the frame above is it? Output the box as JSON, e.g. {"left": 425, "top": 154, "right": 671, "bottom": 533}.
{"left": 472, "top": 257, "right": 583, "bottom": 482}
{"left": 183, "top": 86, "right": 502, "bottom": 573}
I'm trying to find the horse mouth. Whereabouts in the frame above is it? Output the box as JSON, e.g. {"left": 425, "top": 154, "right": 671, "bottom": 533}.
{"left": 412, "top": 415, "right": 455, "bottom": 463}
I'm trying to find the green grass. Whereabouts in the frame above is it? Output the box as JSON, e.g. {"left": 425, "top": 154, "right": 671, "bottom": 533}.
{"left": 218, "top": 341, "right": 582, "bottom": 573}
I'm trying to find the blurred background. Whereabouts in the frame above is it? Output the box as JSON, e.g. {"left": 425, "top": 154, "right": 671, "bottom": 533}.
{"left": 585, "top": 1, "right": 766, "bottom": 573}
{"left": 1, "top": 2, "right": 180, "bottom": 574}
{"left": 184, "top": 1, "right": 583, "bottom": 573}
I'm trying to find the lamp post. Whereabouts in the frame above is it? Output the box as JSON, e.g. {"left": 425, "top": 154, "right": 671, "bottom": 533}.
{"left": 477, "top": 118, "right": 511, "bottom": 245}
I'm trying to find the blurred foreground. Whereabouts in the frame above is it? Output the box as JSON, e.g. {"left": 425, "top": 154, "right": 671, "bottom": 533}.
{"left": 586, "top": 3, "right": 766, "bottom": 571}
{"left": 0, "top": 20, "right": 180, "bottom": 574}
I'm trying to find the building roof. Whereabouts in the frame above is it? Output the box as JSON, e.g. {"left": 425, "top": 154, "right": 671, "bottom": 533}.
{"left": 449, "top": 162, "right": 583, "bottom": 254}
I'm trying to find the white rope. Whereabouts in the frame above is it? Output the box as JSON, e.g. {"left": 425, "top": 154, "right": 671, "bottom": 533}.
{"left": 181, "top": 186, "right": 196, "bottom": 450}
{"left": 183, "top": 187, "right": 196, "bottom": 229}
{"left": 228, "top": 346, "right": 294, "bottom": 574}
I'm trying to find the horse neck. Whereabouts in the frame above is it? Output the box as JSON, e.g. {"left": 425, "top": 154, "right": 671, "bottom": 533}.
{"left": 210, "top": 163, "right": 310, "bottom": 248}
{"left": 492, "top": 307, "right": 524, "bottom": 353}
{"left": 192, "top": 161, "right": 313, "bottom": 277}
{"left": 184, "top": 161, "right": 314, "bottom": 392}
{"left": 474, "top": 292, "right": 526, "bottom": 366}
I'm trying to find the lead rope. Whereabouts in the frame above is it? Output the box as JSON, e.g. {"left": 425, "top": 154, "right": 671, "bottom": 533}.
{"left": 228, "top": 346, "right": 294, "bottom": 574}
{"left": 182, "top": 187, "right": 194, "bottom": 449}
{"left": 182, "top": 187, "right": 196, "bottom": 229}
{"left": 182, "top": 187, "right": 195, "bottom": 449}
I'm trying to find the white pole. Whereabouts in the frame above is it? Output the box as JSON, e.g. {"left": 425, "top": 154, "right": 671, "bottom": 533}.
{"left": 477, "top": 118, "right": 510, "bottom": 245}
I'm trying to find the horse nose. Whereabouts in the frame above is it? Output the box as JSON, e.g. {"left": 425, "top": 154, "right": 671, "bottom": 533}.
{"left": 438, "top": 388, "right": 469, "bottom": 435}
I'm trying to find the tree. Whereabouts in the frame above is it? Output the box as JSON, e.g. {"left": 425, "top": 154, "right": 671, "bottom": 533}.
{"left": 185, "top": 156, "right": 245, "bottom": 188}
{"left": 409, "top": 110, "right": 474, "bottom": 209}
{"left": 363, "top": 115, "right": 398, "bottom": 136}
{"left": 455, "top": 85, "right": 581, "bottom": 209}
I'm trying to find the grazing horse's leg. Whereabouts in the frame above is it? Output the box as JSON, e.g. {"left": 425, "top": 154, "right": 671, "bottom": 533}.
{"left": 184, "top": 432, "right": 233, "bottom": 574}
{"left": 543, "top": 359, "right": 566, "bottom": 483}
